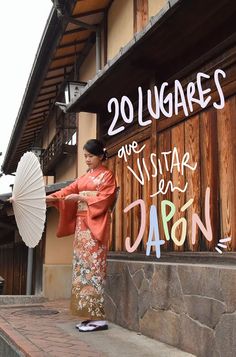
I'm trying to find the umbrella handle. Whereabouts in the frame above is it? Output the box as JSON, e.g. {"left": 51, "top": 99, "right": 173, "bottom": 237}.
{"left": 46, "top": 196, "right": 65, "bottom": 202}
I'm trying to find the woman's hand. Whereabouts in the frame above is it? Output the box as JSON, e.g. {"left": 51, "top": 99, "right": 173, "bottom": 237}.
{"left": 65, "top": 194, "right": 81, "bottom": 201}
{"left": 65, "top": 194, "right": 88, "bottom": 203}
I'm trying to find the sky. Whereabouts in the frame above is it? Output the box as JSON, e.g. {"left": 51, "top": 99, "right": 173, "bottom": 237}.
{"left": 0, "top": 1, "right": 52, "bottom": 194}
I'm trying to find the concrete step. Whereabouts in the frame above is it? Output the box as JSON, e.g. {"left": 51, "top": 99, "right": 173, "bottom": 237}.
{"left": 0, "top": 295, "right": 47, "bottom": 305}
{"left": 58, "top": 321, "right": 196, "bottom": 357}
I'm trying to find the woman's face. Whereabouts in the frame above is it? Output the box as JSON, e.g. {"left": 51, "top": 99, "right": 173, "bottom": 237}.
{"left": 83, "top": 149, "right": 103, "bottom": 170}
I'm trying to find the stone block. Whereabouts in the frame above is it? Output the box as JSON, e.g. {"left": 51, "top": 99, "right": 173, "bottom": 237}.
{"left": 178, "top": 265, "right": 224, "bottom": 301}
{"left": 138, "top": 278, "right": 151, "bottom": 319}
{"left": 105, "top": 273, "right": 123, "bottom": 305}
{"left": 179, "top": 314, "right": 217, "bottom": 357}
{"left": 143, "top": 263, "right": 155, "bottom": 280}
{"left": 133, "top": 269, "right": 145, "bottom": 291}
{"left": 127, "top": 262, "right": 145, "bottom": 275}
{"left": 184, "top": 295, "right": 226, "bottom": 328}
{"left": 215, "top": 313, "right": 236, "bottom": 357}
{"left": 219, "top": 269, "right": 236, "bottom": 312}
{"left": 140, "top": 308, "right": 181, "bottom": 346}
{"left": 178, "top": 265, "right": 203, "bottom": 295}
{"left": 104, "top": 292, "right": 117, "bottom": 322}
{"left": 151, "top": 265, "right": 186, "bottom": 314}
{"left": 116, "top": 265, "right": 140, "bottom": 331}
{"left": 107, "top": 260, "right": 124, "bottom": 275}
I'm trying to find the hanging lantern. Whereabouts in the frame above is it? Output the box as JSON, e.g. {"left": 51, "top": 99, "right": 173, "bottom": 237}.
{"left": 64, "top": 81, "right": 87, "bottom": 105}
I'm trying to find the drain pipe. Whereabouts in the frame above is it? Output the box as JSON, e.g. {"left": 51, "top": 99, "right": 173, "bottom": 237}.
{"left": 26, "top": 249, "right": 33, "bottom": 295}
{"left": 96, "top": 28, "right": 101, "bottom": 72}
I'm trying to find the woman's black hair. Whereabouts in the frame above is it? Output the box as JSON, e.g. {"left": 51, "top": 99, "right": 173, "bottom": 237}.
{"left": 83, "top": 139, "right": 107, "bottom": 161}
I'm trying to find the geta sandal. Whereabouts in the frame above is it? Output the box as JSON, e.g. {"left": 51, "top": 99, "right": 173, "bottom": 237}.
{"left": 78, "top": 322, "right": 108, "bottom": 332}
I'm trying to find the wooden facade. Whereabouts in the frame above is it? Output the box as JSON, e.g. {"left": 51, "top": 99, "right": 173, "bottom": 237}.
{"left": 0, "top": 232, "right": 45, "bottom": 295}
{"left": 106, "top": 44, "right": 236, "bottom": 254}
{"left": 0, "top": 242, "right": 28, "bottom": 295}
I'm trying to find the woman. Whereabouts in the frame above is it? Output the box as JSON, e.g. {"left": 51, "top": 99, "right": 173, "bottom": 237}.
{"left": 46, "top": 139, "right": 117, "bottom": 332}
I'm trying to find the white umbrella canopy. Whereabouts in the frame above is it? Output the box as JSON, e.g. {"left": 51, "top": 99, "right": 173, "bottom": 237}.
{"left": 10, "top": 152, "right": 46, "bottom": 248}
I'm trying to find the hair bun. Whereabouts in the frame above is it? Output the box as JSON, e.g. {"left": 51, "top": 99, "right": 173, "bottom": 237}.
{"left": 83, "top": 139, "right": 108, "bottom": 161}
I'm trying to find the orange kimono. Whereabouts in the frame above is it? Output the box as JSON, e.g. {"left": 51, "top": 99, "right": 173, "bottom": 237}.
{"left": 49, "top": 165, "right": 117, "bottom": 318}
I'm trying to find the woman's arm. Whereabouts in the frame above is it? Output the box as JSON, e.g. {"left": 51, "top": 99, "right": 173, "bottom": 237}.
{"left": 46, "top": 180, "right": 79, "bottom": 207}
{"left": 64, "top": 194, "right": 81, "bottom": 201}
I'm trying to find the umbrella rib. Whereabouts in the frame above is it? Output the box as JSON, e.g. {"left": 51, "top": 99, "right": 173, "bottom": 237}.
{"left": 14, "top": 155, "right": 39, "bottom": 193}
{"left": 13, "top": 201, "right": 46, "bottom": 210}
{"left": 15, "top": 180, "right": 45, "bottom": 198}
{"left": 14, "top": 204, "right": 36, "bottom": 247}
{"left": 15, "top": 194, "right": 46, "bottom": 202}
{"left": 17, "top": 172, "right": 43, "bottom": 194}
{"left": 14, "top": 203, "right": 46, "bottom": 222}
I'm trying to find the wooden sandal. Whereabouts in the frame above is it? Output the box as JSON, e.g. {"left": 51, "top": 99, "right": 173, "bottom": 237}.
{"left": 78, "top": 321, "right": 108, "bottom": 332}
{"left": 75, "top": 320, "right": 91, "bottom": 329}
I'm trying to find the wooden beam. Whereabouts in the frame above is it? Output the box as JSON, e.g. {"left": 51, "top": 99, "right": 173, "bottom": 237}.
{"left": 58, "top": 38, "right": 87, "bottom": 49}
{"left": 45, "top": 73, "right": 65, "bottom": 81}
{"left": 53, "top": 52, "right": 82, "bottom": 61}
{"left": 134, "top": 0, "right": 148, "bottom": 33}
{"left": 29, "top": 113, "right": 47, "bottom": 120}
{"left": 24, "top": 123, "right": 44, "bottom": 133}
{"left": 35, "top": 96, "right": 56, "bottom": 105}
{"left": 33, "top": 104, "right": 50, "bottom": 111}
{"left": 38, "top": 89, "right": 57, "bottom": 97}
{"left": 73, "top": 7, "right": 106, "bottom": 18}
{"left": 64, "top": 27, "right": 86, "bottom": 36}
{"left": 47, "top": 64, "right": 73, "bottom": 72}
{"left": 31, "top": 108, "right": 49, "bottom": 116}
{"left": 41, "top": 82, "right": 62, "bottom": 90}
{"left": 28, "top": 115, "right": 46, "bottom": 123}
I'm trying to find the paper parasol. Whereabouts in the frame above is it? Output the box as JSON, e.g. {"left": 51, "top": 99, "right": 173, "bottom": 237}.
{"left": 10, "top": 152, "right": 46, "bottom": 248}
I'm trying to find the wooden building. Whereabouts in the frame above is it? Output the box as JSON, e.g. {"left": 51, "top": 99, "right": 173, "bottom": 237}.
{"left": 1, "top": 0, "right": 236, "bottom": 355}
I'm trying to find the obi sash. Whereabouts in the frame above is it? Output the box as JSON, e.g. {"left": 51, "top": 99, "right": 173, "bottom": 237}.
{"left": 77, "top": 191, "right": 97, "bottom": 211}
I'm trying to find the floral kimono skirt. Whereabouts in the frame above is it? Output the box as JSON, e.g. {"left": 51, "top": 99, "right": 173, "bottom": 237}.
{"left": 70, "top": 211, "right": 108, "bottom": 319}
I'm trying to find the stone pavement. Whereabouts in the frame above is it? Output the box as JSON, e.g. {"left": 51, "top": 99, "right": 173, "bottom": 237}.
{"left": 0, "top": 299, "right": 196, "bottom": 357}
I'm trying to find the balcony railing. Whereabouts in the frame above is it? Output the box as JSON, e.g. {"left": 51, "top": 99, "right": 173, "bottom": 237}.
{"left": 41, "top": 129, "right": 77, "bottom": 175}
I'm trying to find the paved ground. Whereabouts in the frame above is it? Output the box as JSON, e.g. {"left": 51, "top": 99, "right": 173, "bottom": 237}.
{"left": 0, "top": 299, "right": 196, "bottom": 357}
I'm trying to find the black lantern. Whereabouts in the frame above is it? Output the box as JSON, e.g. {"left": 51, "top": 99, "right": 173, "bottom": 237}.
{"left": 64, "top": 81, "right": 87, "bottom": 105}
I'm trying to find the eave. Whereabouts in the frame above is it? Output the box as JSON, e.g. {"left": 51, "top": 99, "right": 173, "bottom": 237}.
{"left": 2, "top": 0, "right": 112, "bottom": 174}
{"left": 67, "top": 0, "right": 236, "bottom": 114}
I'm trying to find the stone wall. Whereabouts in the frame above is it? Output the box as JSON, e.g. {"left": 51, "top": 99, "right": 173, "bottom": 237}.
{"left": 105, "top": 260, "right": 236, "bottom": 357}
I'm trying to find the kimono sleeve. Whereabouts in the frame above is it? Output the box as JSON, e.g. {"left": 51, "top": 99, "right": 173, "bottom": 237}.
{"left": 86, "top": 171, "right": 117, "bottom": 218}
{"left": 47, "top": 180, "right": 79, "bottom": 237}
{"left": 83, "top": 170, "right": 117, "bottom": 244}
